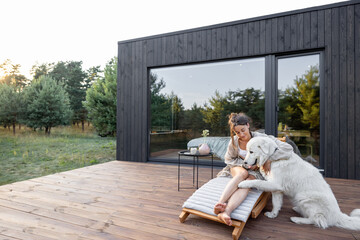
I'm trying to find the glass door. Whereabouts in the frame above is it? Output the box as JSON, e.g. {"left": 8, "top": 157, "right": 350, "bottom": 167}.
{"left": 277, "top": 54, "right": 320, "bottom": 167}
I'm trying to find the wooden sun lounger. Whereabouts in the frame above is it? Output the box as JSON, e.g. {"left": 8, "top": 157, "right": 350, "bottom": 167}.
{"left": 179, "top": 137, "right": 284, "bottom": 239}
{"left": 179, "top": 190, "right": 271, "bottom": 240}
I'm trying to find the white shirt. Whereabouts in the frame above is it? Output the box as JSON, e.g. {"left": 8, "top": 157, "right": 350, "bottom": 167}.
{"left": 238, "top": 146, "right": 247, "bottom": 159}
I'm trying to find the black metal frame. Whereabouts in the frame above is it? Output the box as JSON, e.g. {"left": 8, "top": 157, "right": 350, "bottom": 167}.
{"left": 177, "top": 150, "right": 214, "bottom": 191}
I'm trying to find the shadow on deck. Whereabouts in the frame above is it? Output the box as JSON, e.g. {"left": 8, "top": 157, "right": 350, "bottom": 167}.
{"left": 0, "top": 160, "right": 359, "bottom": 239}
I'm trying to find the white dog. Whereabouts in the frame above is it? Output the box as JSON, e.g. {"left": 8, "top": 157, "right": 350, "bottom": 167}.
{"left": 238, "top": 136, "right": 360, "bottom": 230}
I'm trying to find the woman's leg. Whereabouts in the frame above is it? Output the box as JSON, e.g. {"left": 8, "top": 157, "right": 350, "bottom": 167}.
{"left": 218, "top": 174, "right": 256, "bottom": 225}
{"left": 214, "top": 167, "right": 248, "bottom": 215}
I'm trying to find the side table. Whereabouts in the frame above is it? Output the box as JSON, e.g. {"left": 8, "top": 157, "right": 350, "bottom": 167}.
{"left": 178, "top": 150, "right": 214, "bottom": 191}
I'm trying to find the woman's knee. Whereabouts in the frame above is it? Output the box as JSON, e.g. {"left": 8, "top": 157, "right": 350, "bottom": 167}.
{"left": 231, "top": 167, "right": 249, "bottom": 180}
{"left": 246, "top": 174, "right": 256, "bottom": 180}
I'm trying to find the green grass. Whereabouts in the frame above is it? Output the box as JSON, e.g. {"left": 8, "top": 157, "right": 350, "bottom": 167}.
{"left": 0, "top": 124, "right": 116, "bottom": 186}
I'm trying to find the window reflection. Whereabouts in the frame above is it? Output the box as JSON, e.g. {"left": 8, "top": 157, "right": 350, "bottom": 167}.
{"left": 150, "top": 58, "right": 265, "bottom": 160}
{"left": 277, "top": 54, "right": 320, "bottom": 166}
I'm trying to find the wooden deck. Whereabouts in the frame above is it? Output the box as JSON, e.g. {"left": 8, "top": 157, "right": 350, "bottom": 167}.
{"left": 0, "top": 161, "right": 359, "bottom": 240}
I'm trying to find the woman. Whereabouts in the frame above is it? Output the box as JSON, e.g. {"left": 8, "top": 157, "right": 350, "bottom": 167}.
{"left": 214, "top": 113, "right": 293, "bottom": 226}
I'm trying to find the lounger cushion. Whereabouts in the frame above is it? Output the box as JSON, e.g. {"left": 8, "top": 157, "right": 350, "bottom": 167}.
{"left": 182, "top": 176, "right": 263, "bottom": 222}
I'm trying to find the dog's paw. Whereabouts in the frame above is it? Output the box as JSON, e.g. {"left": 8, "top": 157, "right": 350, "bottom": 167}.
{"left": 290, "top": 217, "right": 305, "bottom": 224}
{"left": 238, "top": 180, "right": 252, "bottom": 189}
{"left": 265, "top": 211, "right": 278, "bottom": 218}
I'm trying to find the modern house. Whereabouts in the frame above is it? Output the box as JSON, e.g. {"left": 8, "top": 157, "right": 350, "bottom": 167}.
{"left": 117, "top": 0, "right": 360, "bottom": 180}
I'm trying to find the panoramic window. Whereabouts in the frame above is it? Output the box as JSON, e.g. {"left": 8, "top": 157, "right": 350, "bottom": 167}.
{"left": 150, "top": 58, "right": 265, "bottom": 161}
{"left": 277, "top": 54, "right": 320, "bottom": 167}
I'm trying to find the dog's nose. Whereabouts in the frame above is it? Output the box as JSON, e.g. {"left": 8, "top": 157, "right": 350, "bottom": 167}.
{"left": 244, "top": 161, "right": 247, "bottom": 164}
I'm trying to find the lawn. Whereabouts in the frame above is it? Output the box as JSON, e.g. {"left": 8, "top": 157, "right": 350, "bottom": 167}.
{"left": 0, "top": 124, "right": 116, "bottom": 185}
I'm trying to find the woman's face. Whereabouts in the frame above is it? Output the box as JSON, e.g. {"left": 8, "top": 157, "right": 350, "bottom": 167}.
{"left": 234, "top": 123, "right": 251, "bottom": 142}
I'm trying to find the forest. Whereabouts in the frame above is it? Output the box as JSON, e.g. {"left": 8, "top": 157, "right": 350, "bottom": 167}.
{"left": 0, "top": 58, "right": 117, "bottom": 137}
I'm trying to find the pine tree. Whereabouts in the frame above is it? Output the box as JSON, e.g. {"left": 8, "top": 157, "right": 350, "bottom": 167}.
{"left": 0, "top": 84, "right": 24, "bottom": 134}
{"left": 83, "top": 58, "right": 116, "bottom": 137}
{"left": 23, "top": 76, "right": 72, "bottom": 134}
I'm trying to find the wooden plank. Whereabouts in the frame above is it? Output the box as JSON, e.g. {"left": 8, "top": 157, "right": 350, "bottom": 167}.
{"left": 135, "top": 41, "right": 141, "bottom": 162}
{"left": 139, "top": 40, "right": 147, "bottom": 162}
{"left": 201, "top": 30, "right": 208, "bottom": 61}
{"left": 161, "top": 37, "right": 166, "bottom": 65}
{"left": 130, "top": 42, "right": 136, "bottom": 161}
{"left": 265, "top": 19, "right": 272, "bottom": 53}
{"left": 176, "top": 34, "right": 184, "bottom": 63}
{"left": 248, "top": 22, "right": 254, "bottom": 55}
{"left": 331, "top": 7, "right": 340, "bottom": 178}
{"left": 187, "top": 32, "right": 193, "bottom": 63}
{"left": 211, "top": 28, "right": 217, "bottom": 60}
{"left": 339, "top": 6, "right": 348, "bottom": 178}
{"left": 277, "top": 17, "right": 284, "bottom": 52}
{"left": 318, "top": 10, "right": 325, "bottom": 47}
{"left": 253, "top": 21, "right": 260, "bottom": 55}
{"left": 124, "top": 43, "right": 132, "bottom": 162}
{"left": 242, "top": 23, "right": 249, "bottom": 56}
{"left": 194, "top": 31, "right": 201, "bottom": 62}
{"left": 205, "top": 29, "right": 212, "bottom": 60}
{"left": 271, "top": 18, "right": 278, "bottom": 52}
{"left": 311, "top": 11, "right": 318, "bottom": 48}
{"left": 324, "top": 9, "right": 332, "bottom": 177}
{"left": 304, "top": 12, "right": 311, "bottom": 48}
{"left": 355, "top": 4, "right": 360, "bottom": 180}
{"left": 226, "top": 26, "right": 235, "bottom": 58}
{"left": 260, "top": 20, "right": 266, "bottom": 54}
{"left": 236, "top": 24, "right": 243, "bottom": 56}
{"left": 284, "top": 15, "right": 291, "bottom": 51}
{"left": 182, "top": 33, "right": 188, "bottom": 63}
{"left": 220, "top": 27, "right": 227, "bottom": 59}
{"left": 231, "top": 25, "right": 238, "bottom": 57}
{"left": 297, "top": 13, "right": 304, "bottom": 49}
{"left": 290, "top": 14, "right": 297, "bottom": 50}
{"left": 116, "top": 44, "right": 125, "bottom": 161}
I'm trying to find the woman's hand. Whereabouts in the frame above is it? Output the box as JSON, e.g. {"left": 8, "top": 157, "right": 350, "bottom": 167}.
{"left": 250, "top": 165, "right": 259, "bottom": 171}
{"left": 262, "top": 160, "right": 272, "bottom": 175}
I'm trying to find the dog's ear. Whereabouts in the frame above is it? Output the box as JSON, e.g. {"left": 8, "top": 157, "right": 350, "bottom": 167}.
{"left": 257, "top": 137, "right": 277, "bottom": 166}
{"left": 257, "top": 137, "right": 272, "bottom": 155}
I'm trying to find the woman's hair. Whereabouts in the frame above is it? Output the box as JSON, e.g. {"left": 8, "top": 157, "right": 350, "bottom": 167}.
{"left": 228, "top": 113, "right": 252, "bottom": 147}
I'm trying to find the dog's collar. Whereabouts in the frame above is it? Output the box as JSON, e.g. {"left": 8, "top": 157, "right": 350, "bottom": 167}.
{"left": 268, "top": 147, "right": 279, "bottom": 161}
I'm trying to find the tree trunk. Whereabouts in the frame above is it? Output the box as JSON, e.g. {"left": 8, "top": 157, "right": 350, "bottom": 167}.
{"left": 12, "top": 122, "right": 16, "bottom": 135}
{"left": 82, "top": 120, "right": 85, "bottom": 132}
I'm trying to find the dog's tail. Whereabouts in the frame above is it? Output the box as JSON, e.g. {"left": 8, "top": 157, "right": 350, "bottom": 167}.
{"left": 335, "top": 209, "right": 360, "bottom": 230}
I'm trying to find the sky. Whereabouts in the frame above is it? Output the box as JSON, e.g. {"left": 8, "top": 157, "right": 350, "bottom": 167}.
{"left": 0, "top": 0, "right": 345, "bottom": 79}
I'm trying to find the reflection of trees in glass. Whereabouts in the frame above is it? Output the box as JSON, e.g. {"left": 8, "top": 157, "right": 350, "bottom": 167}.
{"left": 169, "top": 92, "right": 184, "bottom": 130}
{"left": 150, "top": 73, "right": 184, "bottom": 131}
{"left": 150, "top": 72, "right": 266, "bottom": 136}
{"left": 150, "top": 73, "right": 171, "bottom": 131}
{"left": 201, "top": 91, "right": 229, "bottom": 135}
{"left": 200, "top": 88, "right": 265, "bottom": 135}
{"left": 180, "top": 103, "right": 206, "bottom": 135}
{"left": 278, "top": 65, "right": 319, "bottom": 132}
{"left": 278, "top": 65, "right": 320, "bottom": 156}
{"left": 226, "top": 88, "right": 265, "bottom": 130}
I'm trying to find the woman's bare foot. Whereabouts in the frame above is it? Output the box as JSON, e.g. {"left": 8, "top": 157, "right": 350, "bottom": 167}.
{"left": 218, "top": 212, "right": 232, "bottom": 226}
{"left": 214, "top": 202, "right": 227, "bottom": 215}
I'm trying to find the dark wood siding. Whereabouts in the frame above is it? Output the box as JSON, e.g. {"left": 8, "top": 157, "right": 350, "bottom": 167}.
{"left": 117, "top": 1, "right": 360, "bottom": 179}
